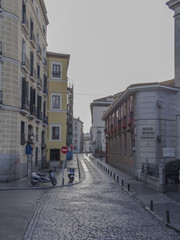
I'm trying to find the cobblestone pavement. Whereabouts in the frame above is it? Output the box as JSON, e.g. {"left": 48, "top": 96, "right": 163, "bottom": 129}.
{"left": 24, "top": 155, "right": 180, "bottom": 240}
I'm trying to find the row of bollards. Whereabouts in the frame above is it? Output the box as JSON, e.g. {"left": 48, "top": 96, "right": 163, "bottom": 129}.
{"left": 150, "top": 200, "right": 170, "bottom": 223}
{"left": 96, "top": 160, "right": 131, "bottom": 192}
{"left": 96, "top": 160, "right": 171, "bottom": 225}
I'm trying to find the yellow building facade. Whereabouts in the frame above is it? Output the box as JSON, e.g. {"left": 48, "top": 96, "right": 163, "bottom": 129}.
{"left": 46, "top": 52, "right": 70, "bottom": 166}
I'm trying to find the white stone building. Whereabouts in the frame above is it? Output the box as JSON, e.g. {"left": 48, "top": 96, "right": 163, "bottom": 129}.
{"left": 0, "top": 0, "right": 48, "bottom": 181}
{"left": 83, "top": 133, "right": 92, "bottom": 153}
{"left": 90, "top": 96, "right": 114, "bottom": 157}
{"left": 101, "top": 0, "right": 180, "bottom": 183}
{"left": 102, "top": 80, "right": 178, "bottom": 179}
{"left": 73, "top": 117, "right": 83, "bottom": 153}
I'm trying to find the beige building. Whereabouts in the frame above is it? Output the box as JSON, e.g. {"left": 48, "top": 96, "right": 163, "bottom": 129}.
{"left": 0, "top": 0, "right": 49, "bottom": 181}
{"left": 46, "top": 52, "right": 70, "bottom": 167}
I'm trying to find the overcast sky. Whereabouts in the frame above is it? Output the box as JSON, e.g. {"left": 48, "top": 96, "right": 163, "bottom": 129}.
{"left": 44, "top": 0, "right": 174, "bottom": 133}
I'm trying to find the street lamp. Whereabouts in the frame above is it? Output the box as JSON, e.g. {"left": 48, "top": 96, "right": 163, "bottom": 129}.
{"left": 28, "top": 133, "right": 35, "bottom": 144}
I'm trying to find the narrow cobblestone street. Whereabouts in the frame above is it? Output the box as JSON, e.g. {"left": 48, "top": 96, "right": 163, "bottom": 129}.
{"left": 24, "top": 155, "right": 180, "bottom": 240}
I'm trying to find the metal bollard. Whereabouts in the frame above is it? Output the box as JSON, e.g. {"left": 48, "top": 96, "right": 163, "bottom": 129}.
{"left": 150, "top": 200, "right": 153, "bottom": 211}
{"left": 114, "top": 173, "right": 115, "bottom": 179}
{"left": 128, "top": 184, "right": 130, "bottom": 192}
{"left": 117, "top": 176, "right": 119, "bottom": 182}
{"left": 122, "top": 179, "right": 124, "bottom": 186}
{"left": 166, "top": 210, "right": 170, "bottom": 223}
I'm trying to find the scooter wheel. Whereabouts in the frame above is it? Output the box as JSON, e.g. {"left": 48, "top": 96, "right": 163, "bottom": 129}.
{"left": 31, "top": 181, "right": 37, "bottom": 186}
{"left": 52, "top": 179, "right": 57, "bottom": 186}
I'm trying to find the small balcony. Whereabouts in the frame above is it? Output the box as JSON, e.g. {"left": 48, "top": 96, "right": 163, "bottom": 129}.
{"left": 36, "top": 44, "right": 42, "bottom": 59}
{"left": 43, "top": 57, "right": 47, "bottom": 68}
{"left": 30, "top": 30, "right": 36, "bottom": 48}
{"left": 37, "top": 77, "right": 42, "bottom": 90}
{"left": 43, "top": 86, "right": 48, "bottom": 96}
{"left": 30, "top": 67, "right": 37, "bottom": 83}
{"left": 21, "top": 53, "right": 30, "bottom": 73}
{"left": 127, "top": 111, "right": 134, "bottom": 126}
{"left": 22, "top": 13, "right": 29, "bottom": 35}
{"left": 43, "top": 115, "right": 48, "bottom": 125}
{"left": 30, "top": 104, "right": 37, "bottom": 117}
{"left": 21, "top": 97, "right": 30, "bottom": 111}
{"left": 37, "top": 110, "right": 42, "bottom": 121}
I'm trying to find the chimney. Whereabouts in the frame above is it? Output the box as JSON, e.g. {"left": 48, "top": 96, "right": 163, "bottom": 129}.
{"left": 167, "top": 0, "right": 180, "bottom": 87}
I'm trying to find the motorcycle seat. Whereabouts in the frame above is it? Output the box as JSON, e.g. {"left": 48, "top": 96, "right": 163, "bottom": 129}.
{"left": 37, "top": 173, "right": 46, "bottom": 177}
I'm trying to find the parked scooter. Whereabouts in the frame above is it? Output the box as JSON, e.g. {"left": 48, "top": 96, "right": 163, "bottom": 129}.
{"left": 67, "top": 167, "right": 75, "bottom": 183}
{"left": 31, "top": 169, "right": 57, "bottom": 186}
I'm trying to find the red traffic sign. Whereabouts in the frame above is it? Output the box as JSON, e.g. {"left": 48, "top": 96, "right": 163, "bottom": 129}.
{"left": 61, "top": 146, "right": 69, "bottom": 154}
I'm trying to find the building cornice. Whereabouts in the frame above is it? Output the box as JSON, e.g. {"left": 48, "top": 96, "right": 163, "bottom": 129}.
{"left": 166, "top": 0, "right": 180, "bottom": 10}
{"left": 102, "top": 82, "right": 179, "bottom": 120}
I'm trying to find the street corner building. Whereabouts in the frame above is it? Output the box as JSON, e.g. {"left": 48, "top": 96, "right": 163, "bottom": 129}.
{"left": 0, "top": 0, "right": 49, "bottom": 181}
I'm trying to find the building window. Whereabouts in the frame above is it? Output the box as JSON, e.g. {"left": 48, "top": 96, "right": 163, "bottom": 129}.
{"left": 131, "top": 131, "right": 134, "bottom": 153}
{"left": 119, "top": 135, "right": 121, "bottom": 154}
{"left": 36, "top": 4, "right": 39, "bottom": 19}
{"left": 115, "top": 137, "right": 117, "bottom": 153}
{"left": 124, "top": 134, "right": 127, "bottom": 154}
{"left": 51, "top": 125, "right": 61, "bottom": 140}
{"left": 21, "top": 121, "right": 25, "bottom": 145}
{"left": 52, "top": 64, "right": 61, "bottom": 78}
{"left": 36, "top": 127, "right": 38, "bottom": 141}
{"left": 35, "top": 147, "right": 38, "bottom": 167}
{"left": 50, "top": 149, "right": 60, "bottom": 161}
{"left": 51, "top": 93, "right": 61, "bottom": 110}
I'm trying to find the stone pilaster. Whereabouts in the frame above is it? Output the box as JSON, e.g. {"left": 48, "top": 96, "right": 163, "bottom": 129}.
{"left": 167, "top": 0, "right": 180, "bottom": 87}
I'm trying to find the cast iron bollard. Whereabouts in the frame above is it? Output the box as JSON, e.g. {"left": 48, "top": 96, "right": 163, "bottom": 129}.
{"left": 117, "top": 176, "right": 119, "bottom": 182}
{"left": 114, "top": 173, "right": 115, "bottom": 179}
{"left": 150, "top": 200, "right": 153, "bottom": 211}
{"left": 128, "top": 184, "right": 130, "bottom": 192}
{"left": 166, "top": 210, "right": 170, "bottom": 223}
{"left": 121, "top": 179, "right": 124, "bottom": 186}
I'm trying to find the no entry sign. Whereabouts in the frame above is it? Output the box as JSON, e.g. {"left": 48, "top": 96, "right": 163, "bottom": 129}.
{"left": 61, "top": 146, "right": 69, "bottom": 154}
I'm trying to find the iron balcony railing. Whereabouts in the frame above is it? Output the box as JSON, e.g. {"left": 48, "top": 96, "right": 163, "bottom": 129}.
{"left": 43, "top": 57, "right": 47, "bottom": 67}
{"left": 43, "top": 115, "right": 48, "bottom": 125}
{"left": 36, "top": 44, "right": 42, "bottom": 57}
{"left": 37, "top": 110, "right": 42, "bottom": 120}
{"left": 22, "top": 53, "right": 30, "bottom": 70}
{"left": 22, "top": 97, "right": 30, "bottom": 111}
{"left": 43, "top": 87, "right": 48, "bottom": 96}
{"left": 22, "top": 13, "right": 29, "bottom": 32}
{"left": 30, "top": 104, "right": 37, "bottom": 117}
{"left": 30, "top": 30, "right": 36, "bottom": 46}
{"left": 30, "top": 67, "right": 37, "bottom": 80}
{"left": 37, "top": 77, "right": 42, "bottom": 89}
